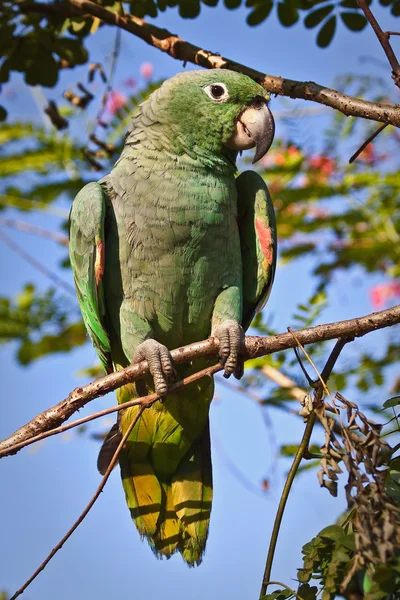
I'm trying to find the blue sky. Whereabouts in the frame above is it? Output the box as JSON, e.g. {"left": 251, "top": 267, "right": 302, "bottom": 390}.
{"left": 0, "top": 4, "right": 399, "bottom": 600}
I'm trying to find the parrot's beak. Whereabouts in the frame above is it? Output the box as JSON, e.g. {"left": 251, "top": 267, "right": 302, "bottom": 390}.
{"left": 226, "top": 96, "right": 275, "bottom": 163}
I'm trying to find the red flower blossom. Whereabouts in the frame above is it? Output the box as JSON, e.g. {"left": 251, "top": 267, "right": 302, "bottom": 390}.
{"left": 106, "top": 90, "right": 128, "bottom": 114}
{"left": 370, "top": 281, "right": 400, "bottom": 309}
{"left": 140, "top": 63, "right": 154, "bottom": 79}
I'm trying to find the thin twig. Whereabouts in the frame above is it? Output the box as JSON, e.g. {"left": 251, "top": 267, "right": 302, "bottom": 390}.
{"left": 0, "top": 229, "right": 75, "bottom": 296}
{"left": 259, "top": 338, "right": 350, "bottom": 598}
{"left": 10, "top": 406, "right": 145, "bottom": 600}
{"left": 261, "top": 365, "right": 307, "bottom": 403}
{"left": 291, "top": 343, "right": 316, "bottom": 387}
{"left": 261, "top": 581, "right": 305, "bottom": 600}
{"left": 349, "top": 123, "right": 388, "bottom": 163}
{"left": 87, "top": 27, "right": 121, "bottom": 150}
{"left": 0, "top": 217, "right": 69, "bottom": 246}
{"left": 1, "top": 363, "right": 222, "bottom": 458}
{"left": 18, "top": 0, "right": 400, "bottom": 127}
{"left": 356, "top": 0, "right": 400, "bottom": 89}
{"left": 1, "top": 304, "right": 399, "bottom": 458}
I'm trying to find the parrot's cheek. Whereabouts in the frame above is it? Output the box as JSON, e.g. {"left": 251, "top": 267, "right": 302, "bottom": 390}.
{"left": 225, "top": 101, "right": 275, "bottom": 163}
{"left": 225, "top": 110, "right": 257, "bottom": 152}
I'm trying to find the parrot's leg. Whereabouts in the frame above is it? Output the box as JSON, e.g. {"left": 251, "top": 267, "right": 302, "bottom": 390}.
{"left": 119, "top": 301, "right": 175, "bottom": 396}
{"left": 133, "top": 339, "right": 174, "bottom": 396}
{"left": 211, "top": 286, "right": 245, "bottom": 380}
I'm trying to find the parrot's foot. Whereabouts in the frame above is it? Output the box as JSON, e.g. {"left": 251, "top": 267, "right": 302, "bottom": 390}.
{"left": 212, "top": 320, "right": 245, "bottom": 380}
{"left": 133, "top": 339, "right": 174, "bottom": 396}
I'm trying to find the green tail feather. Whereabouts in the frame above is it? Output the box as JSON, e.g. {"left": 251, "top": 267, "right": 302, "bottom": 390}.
{"left": 99, "top": 374, "right": 213, "bottom": 565}
{"left": 118, "top": 423, "right": 212, "bottom": 566}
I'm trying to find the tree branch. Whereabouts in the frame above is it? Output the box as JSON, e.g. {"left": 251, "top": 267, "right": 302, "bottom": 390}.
{"left": 259, "top": 337, "right": 350, "bottom": 598}
{"left": 20, "top": 0, "right": 400, "bottom": 127}
{"left": 0, "top": 304, "right": 399, "bottom": 458}
{"left": 0, "top": 217, "right": 69, "bottom": 246}
{"left": 9, "top": 406, "right": 145, "bottom": 600}
{"left": 357, "top": 0, "right": 400, "bottom": 89}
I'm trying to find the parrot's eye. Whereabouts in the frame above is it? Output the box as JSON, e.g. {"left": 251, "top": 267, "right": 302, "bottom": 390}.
{"left": 203, "top": 83, "right": 229, "bottom": 103}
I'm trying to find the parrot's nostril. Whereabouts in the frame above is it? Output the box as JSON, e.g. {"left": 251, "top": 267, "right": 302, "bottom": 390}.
{"left": 252, "top": 95, "right": 267, "bottom": 110}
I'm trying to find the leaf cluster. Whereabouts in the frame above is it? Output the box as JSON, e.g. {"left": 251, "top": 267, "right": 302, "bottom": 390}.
{"left": 0, "top": 284, "right": 86, "bottom": 365}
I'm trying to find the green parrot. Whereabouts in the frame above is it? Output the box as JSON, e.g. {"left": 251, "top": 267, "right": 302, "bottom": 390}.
{"left": 69, "top": 69, "right": 277, "bottom": 566}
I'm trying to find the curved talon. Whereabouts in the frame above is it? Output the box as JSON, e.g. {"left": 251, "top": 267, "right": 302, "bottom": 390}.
{"left": 212, "top": 320, "right": 245, "bottom": 379}
{"left": 133, "top": 339, "right": 174, "bottom": 396}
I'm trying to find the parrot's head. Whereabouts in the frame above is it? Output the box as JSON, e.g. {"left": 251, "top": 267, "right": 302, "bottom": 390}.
{"left": 155, "top": 69, "right": 275, "bottom": 164}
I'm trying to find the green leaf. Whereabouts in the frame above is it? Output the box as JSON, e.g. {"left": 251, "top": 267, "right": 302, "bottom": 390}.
{"left": 178, "top": 0, "right": 201, "bottom": 17}
{"left": 316, "top": 15, "right": 336, "bottom": 47}
{"left": 0, "top": 106, "right": 7, "bottom": 122}
{"left": 340, "top": 11, "right": 367, "bottom": 30}
{"left": 318, "top": 525, "right": 344, "bottom": 540}
{"left": 383, "top": 396, "right": 400, "bottom": 408}
{"left": 391, "top": 0, "right": 400, "bottom": 15}
{"left": 247, "top": 1, "right": 273, "bottom": 25}
{"left": 53, "top": 38, "right": 88, "bottom": 65}
{"left": 224, "top": 0, "right": 241, "bottom": 7}
{"left": 297, "top": 584, "right": 318, "bottom": 600}
{"left": 68, "top": 17, "right": 93, "bottom": 37}
{"left": 277, "top": 2, "right": 299, "bottom": 26}
{"left": 0, "top": 60, "right": 10, "bottom": 83}
{"left": 304, "top": 5, "right": 334, "bottom": 28}
{"left": 24, "top": 50, "right": 58, "bottom": 87}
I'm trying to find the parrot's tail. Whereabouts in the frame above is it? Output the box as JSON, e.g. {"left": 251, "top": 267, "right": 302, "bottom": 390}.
{"left": 98, "top": 402, "right": 213, "bottom": 566}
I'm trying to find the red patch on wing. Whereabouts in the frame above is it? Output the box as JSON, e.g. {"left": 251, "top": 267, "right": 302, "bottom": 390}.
{"left": 255, "top": 218, "right": 274, "bottom": 266}
{"left": 95, "top": 240, "right": 105, "bottom": 286}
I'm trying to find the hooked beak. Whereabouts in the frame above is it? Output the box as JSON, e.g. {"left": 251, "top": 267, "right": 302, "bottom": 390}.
{"left": 226, "top": 96, "right": 275, "bottom": 164}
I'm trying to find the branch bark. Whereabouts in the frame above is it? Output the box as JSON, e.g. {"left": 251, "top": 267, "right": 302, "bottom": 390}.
{"left": 357, "top": 0, "right": 400, "bottom": 89}
{"left": 0, "top": 304, "right": 399, "bottom": 458}
{"left": 20, "top": 0, "right": 400, "bottom": 127}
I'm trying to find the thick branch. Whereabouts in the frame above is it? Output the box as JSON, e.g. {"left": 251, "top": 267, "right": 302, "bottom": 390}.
{"left": 357, "top": 0, "right": 400, "bottom": 89}
{"left": 0, "top": 304, "right": 399, "bottom": 457}
{"left": 21, "top": 0, "right": 400, "bottom": 127}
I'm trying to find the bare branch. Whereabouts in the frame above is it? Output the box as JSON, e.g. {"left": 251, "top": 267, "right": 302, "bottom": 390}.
{"left": 1, "top": 363, "right": 222, "bottom": 458}
{"left": 0, "top": 217, "right": 69, "bottom": 246}
{"left": 261, "top": 365, "right": 306, "bottom": 402}
{"left": 0, "top": 304, "right": 399, "bottom": 458}
{"left": 259, "top": 337, "right": 350, "bottom": 597}
{"left": 0, "top": 229, "right": 75, "bottom": 296}
{"left": 357, "top": 0, "right": 400, "bottom": 89}
{"left": 349, "top": 123, "right": 388, "bottom": 163}
{"left": 20, "top": 0, "right": 400, "bottom": 127}
{"left": 9, "top": 407, "right": 145, "bottom": 600}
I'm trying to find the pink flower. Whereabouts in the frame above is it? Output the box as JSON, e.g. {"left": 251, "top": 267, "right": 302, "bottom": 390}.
{"left": 106, "top": 90, "right": 128, "bottom": 114}
{"left": 140, "top": 62, "right": 154, "bottom": 79}
{"left": 370, "top": 281, "right": 400, "bottom": 309}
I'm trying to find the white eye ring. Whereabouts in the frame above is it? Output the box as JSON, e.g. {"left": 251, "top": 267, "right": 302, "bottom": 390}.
{"left": 203, "top": 83, "right": 230, "bottom": 103}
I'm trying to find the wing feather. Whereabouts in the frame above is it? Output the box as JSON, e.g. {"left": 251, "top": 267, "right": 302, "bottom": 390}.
{"left": 236, "top": 170, "right": 277, "bottom": 331}
{"left": 69, "top": 182, "right": 112, "bottom": 371}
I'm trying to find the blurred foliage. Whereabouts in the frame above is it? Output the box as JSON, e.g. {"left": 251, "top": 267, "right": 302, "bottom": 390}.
{"left": 0, "top": 283, "right": 86, "bottom": 364}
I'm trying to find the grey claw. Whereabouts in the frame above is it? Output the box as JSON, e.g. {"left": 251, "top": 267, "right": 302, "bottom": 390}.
{"left": 212, "top": 320, "right": 245, "bottom": 379}
{"left": 133, "top": 339, "right": 174, "bottom": 396}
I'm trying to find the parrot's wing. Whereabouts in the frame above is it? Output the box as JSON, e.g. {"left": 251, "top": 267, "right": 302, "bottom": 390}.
{"left": 236, "top": 170, "right": 277, "bottom": 331}
{"left": 69, "top": 182, "right": 112, "bottom": 372}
